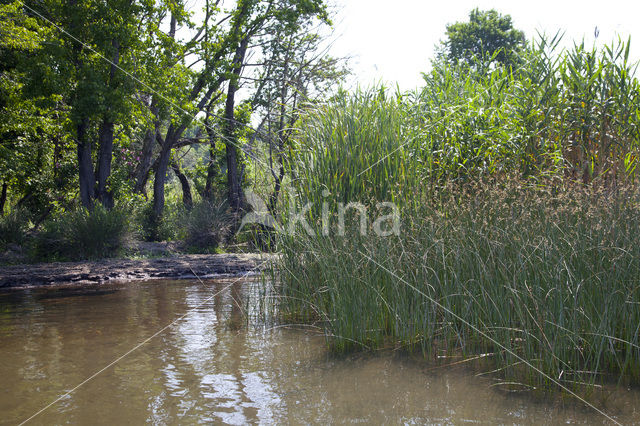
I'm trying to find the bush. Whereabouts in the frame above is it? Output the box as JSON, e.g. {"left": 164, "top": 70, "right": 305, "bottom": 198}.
{"left": 137, "top": 201, "right": 187, "bottom": 242}
{"left": 32, "top": 204, "right": 132, "bottom": 261}
{"left": 0, "top": 208, "right": 29, "bottom": 249}
{"left": 185, "top": 198, "right": 232, "bottom": 251}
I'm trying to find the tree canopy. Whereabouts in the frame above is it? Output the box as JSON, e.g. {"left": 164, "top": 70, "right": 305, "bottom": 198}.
{"left": 443, "top": 8, "right": 525, "bottom": 68}
{"left": 0, "top": 0, "right": 348, "bottom": 226}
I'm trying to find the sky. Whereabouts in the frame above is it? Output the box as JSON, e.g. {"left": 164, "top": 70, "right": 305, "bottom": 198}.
{"left": 327, "top": 0, "right": 640, "bottom": 91}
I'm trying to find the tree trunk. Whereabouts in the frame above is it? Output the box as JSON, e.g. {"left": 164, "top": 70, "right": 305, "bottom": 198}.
{"left": 0, "top": 182, "right": 7, "bottom": 215}
{"left": 134, "top": 99, "right": 160, "bottom": 195}
{"left": 77, "top": 119, "right": 94, "bottom": 209}
{"left": 95, "top": 119, "right": 115, "bottom": 208}
{"left": 134, "top": 128, "right": 156, "bottom": 195}
{"left": 268, "top": 162, "right": 285, "bottom": 215}
{"left": 149, "top": 5, "right": 231, "bottom": 217}
{"left": 94, "top": 39, "right": 120, "bottom": 209}
{"left": 204, "top": 143, "right": 218, "bottom": 199}
{"left": 170, "top": 159, "right": 193, "bottom": 209}
{"left": 203, "top": 111, "right": 217, "bottom": 199}
{"left": 204, "top": 148, "right": 220, "bottom": 201}
{"left": 224, "top": 37, "right": 249, "bottom": 212}
{"left": 225, "top": 127, "right": 241, "bottom": 211}
{"left": 268, "top": 62, "right": 289, "bottom": 215}
{"left": 52, "top": 134, "right": 65, "bottom": 189}
{"left": 152, "top": 141, "right": 172, "bottom": 217}
{"left": 69, "top": 0, "right": 93, "bottom": 210}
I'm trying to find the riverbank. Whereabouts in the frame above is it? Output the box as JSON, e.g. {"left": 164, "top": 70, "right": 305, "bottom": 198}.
{"left": 0, "top": 252, "right": 270, "bottom": 289}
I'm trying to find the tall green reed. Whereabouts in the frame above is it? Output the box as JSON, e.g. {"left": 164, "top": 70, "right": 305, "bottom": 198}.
{"left": 277, "top": 184, "right": 640, "bottom": 391}
{"left": 417, "top": 35, "right": 640, "bottom": 184}
{"left": 290, "top": 88, "right": 424, "bottom": 212}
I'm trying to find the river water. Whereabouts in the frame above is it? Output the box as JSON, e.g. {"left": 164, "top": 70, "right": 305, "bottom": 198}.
{"left": 1, "top": 278, "right": 638, "bottom": 425}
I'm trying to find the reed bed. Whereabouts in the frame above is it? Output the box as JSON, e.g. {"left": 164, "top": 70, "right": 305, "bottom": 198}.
{"left": 277, "top": 185, "right": 640, "bottom": 391}
{"left": 273, "top": 36, "right": 640, "bottom": 393}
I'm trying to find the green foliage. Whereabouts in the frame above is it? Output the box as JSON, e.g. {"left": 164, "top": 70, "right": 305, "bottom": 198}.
{"left": 0, "top": 2, "right": 43, "bottom": 52}
{"left": 0, "top": 0, "right": 339, "bottom": 224}
{"left": 189, "top": 141, "right": 228, "bottom": 197}
{"left": 443, "top": 8, "right": 525, "bottom": 68}
{"left": 32, "top": 204, "right": 132, "bottom": 260}
{"left": 0, "top": 2, "right": 73, "bottom": 215}
{"left": 137, "top": 199, "right": 187, "bottom": 242}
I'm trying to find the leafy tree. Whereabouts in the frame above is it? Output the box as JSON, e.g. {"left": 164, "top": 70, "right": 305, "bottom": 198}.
{"left": 215, "top": 0, "right": 331, "bottom": 214}
{"left": 443, "top": 9, "right": 525, "bottom": 69}
{"left": 0, "top": 1, "right": 67, "bottom": 217}
{"left": 7, "top": 0, "right": 151, "bottom": 212}
{"left": 125, "top": 0, "right": 332, "bottom": 218}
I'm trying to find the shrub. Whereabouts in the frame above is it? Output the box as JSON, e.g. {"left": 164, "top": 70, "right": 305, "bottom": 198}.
{"left": 32, "top": 204, "right": 132, "bottom": 261}
{"left": 0, "top": 208, "right": 29, "bottom": 249}
{"left": 185, "top": 198, "right": 232, "bottom": 251}
{"left": 137, "top": 201, "right": 187, "bottom": 242}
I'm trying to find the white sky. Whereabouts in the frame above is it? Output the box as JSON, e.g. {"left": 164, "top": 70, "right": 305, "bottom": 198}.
{"left": 328, "top": 0, "right": 640, "bottom": 90}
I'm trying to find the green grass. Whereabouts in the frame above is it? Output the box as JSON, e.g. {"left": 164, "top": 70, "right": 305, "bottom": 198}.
{"left": 275, "top": 184, "right": 640, "bottom": 392}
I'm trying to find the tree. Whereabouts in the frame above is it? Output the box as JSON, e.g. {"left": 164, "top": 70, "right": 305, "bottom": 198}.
{"left": 135, "top": 0, "right": 332, "bottom": 218}
{"left": 216, "top": 0, "right": 332, "bottom": 214}
{"left": 10, "top": 0, "right": 148, "bottom": 211}
{"left": 443, "top": 9, "right": 525, "bottom": 69}
{"left": 251, "top": 24, "right": 349, "bottom": 217}
{"left": 2, "top": 0, "right": 337, "bottom": 226}
{"left": 0, "top": 1, "right": 68, "bottom": 217}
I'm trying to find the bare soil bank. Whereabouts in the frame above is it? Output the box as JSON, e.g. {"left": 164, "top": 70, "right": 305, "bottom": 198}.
{"left": 0, "top": 253, "right": 270, "bottom": 289}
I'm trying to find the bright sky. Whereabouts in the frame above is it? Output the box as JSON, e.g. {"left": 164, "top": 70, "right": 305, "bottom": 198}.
{"left": 328, "top": 0, "right": 640, "bottom": 91}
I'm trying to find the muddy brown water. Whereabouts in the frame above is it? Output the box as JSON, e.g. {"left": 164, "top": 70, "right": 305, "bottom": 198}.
{"left": 1, "top": 278, "right": 638, "bottom": 425}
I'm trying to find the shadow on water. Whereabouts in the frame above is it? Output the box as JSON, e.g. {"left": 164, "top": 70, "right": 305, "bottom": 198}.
{"left": 36, "top": 288, "right": 120, "bottom": 300}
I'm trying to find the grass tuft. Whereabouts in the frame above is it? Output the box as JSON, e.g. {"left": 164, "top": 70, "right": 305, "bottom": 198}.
{"left": 32, "top": 204, "right": 132, "bottom": 261}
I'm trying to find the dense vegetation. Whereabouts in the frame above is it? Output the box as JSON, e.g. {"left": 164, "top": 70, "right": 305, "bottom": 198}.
{"left": 3, "top": 1, "right": 640, "bottom": 401}
{"left": 273, "top": 13, "right": 640, "bottom": 397}
{"left": 0, "top": 0, "right": 347, "bottom": 259}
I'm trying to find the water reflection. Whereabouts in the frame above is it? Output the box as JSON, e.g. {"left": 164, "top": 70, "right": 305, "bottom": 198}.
{"left": 0, "top": 279, "right": 638, "bottom": 425}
